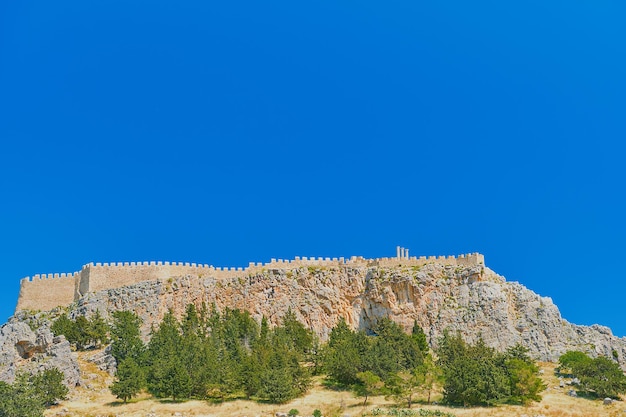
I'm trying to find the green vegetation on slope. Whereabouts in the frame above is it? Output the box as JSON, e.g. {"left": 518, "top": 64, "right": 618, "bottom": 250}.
{"left": 324, "top": 322, "right": 545, "bottom": 407}
{"left": 0, "top": 368, "right": 68, "bottom": 417}
{"left": 51, "top": 311, "right": 109, "bottom": 350}
{"left": 51, "top": 305, "right": 555, "bottom": 408}
{"left": 437, "top": 333, "right": 545, "bottom": 406}
{"left": 109, "top": 305, "right": 313, "bottom": 404}
{"left": 558, "top": 350, "right": 626, "bottom": 399}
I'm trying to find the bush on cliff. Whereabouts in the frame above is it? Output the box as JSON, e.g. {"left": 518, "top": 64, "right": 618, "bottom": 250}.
{"left": 51, "top": 311, "right": 109, "bottom": 350}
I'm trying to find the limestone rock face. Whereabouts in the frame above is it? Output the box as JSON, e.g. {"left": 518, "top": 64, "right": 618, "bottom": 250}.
{"left": 0, "top": 318, "right": 80, "bottom": 387}
{"left": 84, "top": 345, "right": 117, "bottom": 375}
{"left": 70, "top": 263, "right": 626, "bottom": 363}
{"left": 3, "top": 261, "right": 625, "bottom": 379}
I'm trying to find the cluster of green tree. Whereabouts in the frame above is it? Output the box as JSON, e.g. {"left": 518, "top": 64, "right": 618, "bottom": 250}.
{"left": 109, "top": 305, "right": 314, "bottom": 404}
{"left": 324, "top": 318, "right": 428, "bottom": 385}
{"left": 437, "top": 333, "right": 545, "bottom": 406}
{"left": 558, "top": 350, "right": 626, "bottom": 399}
{"left": 322, "top": 318, "right": 436, "bottom": 407}
{"left": 0, "top": 368, "right": 68, "bottom": 417}
{"left": 51, "top": 311, "right": 109, "bottom": 350}
{"left": 323, "top": 322, "right": 545, "bottom": 408}
{"left": 50, "top": 306, "right": 549, "bottom": 409}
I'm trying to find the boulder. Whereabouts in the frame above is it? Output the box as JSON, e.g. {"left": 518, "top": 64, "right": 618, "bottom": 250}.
{"left": 0, "top": 319, "right": 80, "bottom": 387}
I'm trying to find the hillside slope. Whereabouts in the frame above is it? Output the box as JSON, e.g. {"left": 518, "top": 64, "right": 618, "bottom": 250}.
{"left": 65, "top": 262, "right": 626, "bottom": 363}
{"left": 43, "top": 356, "right": 625, "bottom": 417}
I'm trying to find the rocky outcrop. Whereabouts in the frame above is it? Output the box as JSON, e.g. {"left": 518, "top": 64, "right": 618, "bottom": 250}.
{"left": 3, "top": 260, "right": 625, "bottom": 383}
{"left": 0, "top": 319, "right": 80, "bottom": 386}
{"left": 83, "top": 345, "right": 117, "bottom": 375}
{"left": 68, "top": 263, "right": 626, "bottom": 364}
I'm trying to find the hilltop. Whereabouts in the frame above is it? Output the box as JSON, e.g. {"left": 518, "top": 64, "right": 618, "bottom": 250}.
{"left": 2, "top": 250, "right": 626, "bottom": 415}
{"left": 64, "top": 254, "right": 624, "bottom": 362}
{"left": 5, "top": 250, "right": 626, "bottom": 374}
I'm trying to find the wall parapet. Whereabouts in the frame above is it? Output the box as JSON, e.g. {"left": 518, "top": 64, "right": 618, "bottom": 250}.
{"left": 15, "top": 249, "right": 485, "bottom": 313}
{"left": 21, "top": 272, "right": 80, "bottom": 282}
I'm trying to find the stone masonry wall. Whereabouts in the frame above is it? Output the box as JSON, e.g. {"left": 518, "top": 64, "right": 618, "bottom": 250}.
{"left": 16, "top": 273, "right": 78, "bottom": 312}
{"left": 14, "top": 252, "right": 484, "bottom": 313}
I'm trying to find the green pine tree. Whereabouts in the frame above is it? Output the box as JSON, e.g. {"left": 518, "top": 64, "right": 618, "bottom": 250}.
{"left": 31, "top": 368, "right": 69, "bottom": 407}
{"left": 110, "top": 311, "right": 145, "bottom": 364}
{"left": 2, "top": 373, "right": 46, "bottom": 417}
{"left": 275, "top": 308, "right": 314, "bottom": 355}
{"left": 368, "top": 318, "right": 423, "bottom": 379}
{"left": 323, "top": 318, "right": 366, "bottom": 385}
{"left": 87, "top": 310, "right": 110, "bottom": 348}
{"left": 438, "top": 333, "right": 510, "bottom": 406}
{"left": 503, "top": 344, "right": 545, "bottom": 404}
{"left": 411, "top": 320, "right": 429, "bottom": 354}
{"left": 259, "top": 365, "right": 295, "bottom": 403}
{"left": 50, "top": 313, "right": 77, "bottom": 343}
{"left": 354, "top": 371, "right": 383, "bottom": 406}
{"left": 413, "top": 354, "right": 443, "bottom": 405}
{"left": 146, "top": 312, "right": 188, "bottom": 400}
{"left": 110, "top": 357, "right": 145, "bottom": 402}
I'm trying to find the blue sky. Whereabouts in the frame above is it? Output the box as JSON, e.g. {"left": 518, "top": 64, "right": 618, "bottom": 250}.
{"left": 1, "top": 2, "right": 625, "bottom": 336}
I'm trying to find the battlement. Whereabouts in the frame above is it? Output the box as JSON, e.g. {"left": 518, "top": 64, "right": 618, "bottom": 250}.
{"left": 15, "top": 249, "right": 484, "bottom": 313}
{"left": 21, "top": 272, "right": 80, "bottom": 282}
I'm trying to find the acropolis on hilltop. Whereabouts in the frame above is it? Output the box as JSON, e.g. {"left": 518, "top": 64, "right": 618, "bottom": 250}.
{"left": 15, "top": 248, "right": 484, "bottom": 313}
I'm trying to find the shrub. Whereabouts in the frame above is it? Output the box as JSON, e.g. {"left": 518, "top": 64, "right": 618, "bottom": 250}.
{"left": 558, "top": 351, "right": 626, "bottom": 399}
{"left": 0, "top": 368, "right": 68, "bottom": 417}
{"left": 558, "top": 351, "right": 591, "bottom": 375}
{"left": 51, "top": 312, "right": 109, "bottom": 350}
{"left": 437, "top": 335, "right": 544, "bottom": 406}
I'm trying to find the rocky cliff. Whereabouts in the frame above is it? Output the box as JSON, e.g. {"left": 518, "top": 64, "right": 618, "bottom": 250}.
{"left": 0, "top": 320, "right": 80, "bottom": 386}
{"left": 72, "top": 262, "right": 626, "bottom": 363}
{"left": 2, "top": 260, "right": 625, "bottom": 385}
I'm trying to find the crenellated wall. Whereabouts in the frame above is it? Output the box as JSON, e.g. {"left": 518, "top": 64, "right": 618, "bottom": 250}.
{"left": 14, "top": 251, "right": 484, "bottom": 313}
{"left": 16, "top": 272, "right": 79, "bottom": 312}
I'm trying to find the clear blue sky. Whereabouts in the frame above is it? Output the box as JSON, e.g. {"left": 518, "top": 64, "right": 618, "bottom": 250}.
{"left": 2, "top": 2, "right": 625, "bottom": 336}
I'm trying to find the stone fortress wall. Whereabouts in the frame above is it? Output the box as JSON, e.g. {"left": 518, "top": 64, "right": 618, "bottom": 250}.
{"left": 15, "top": 248, "right": 484, "bottom": 313}
{"left": 16, "top": 272, "right": 79, "bottom": 313}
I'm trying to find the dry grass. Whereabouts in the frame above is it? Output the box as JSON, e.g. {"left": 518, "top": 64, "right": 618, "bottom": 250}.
{"left": 45, "top": 356, "right": 624, "bottom": 417}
